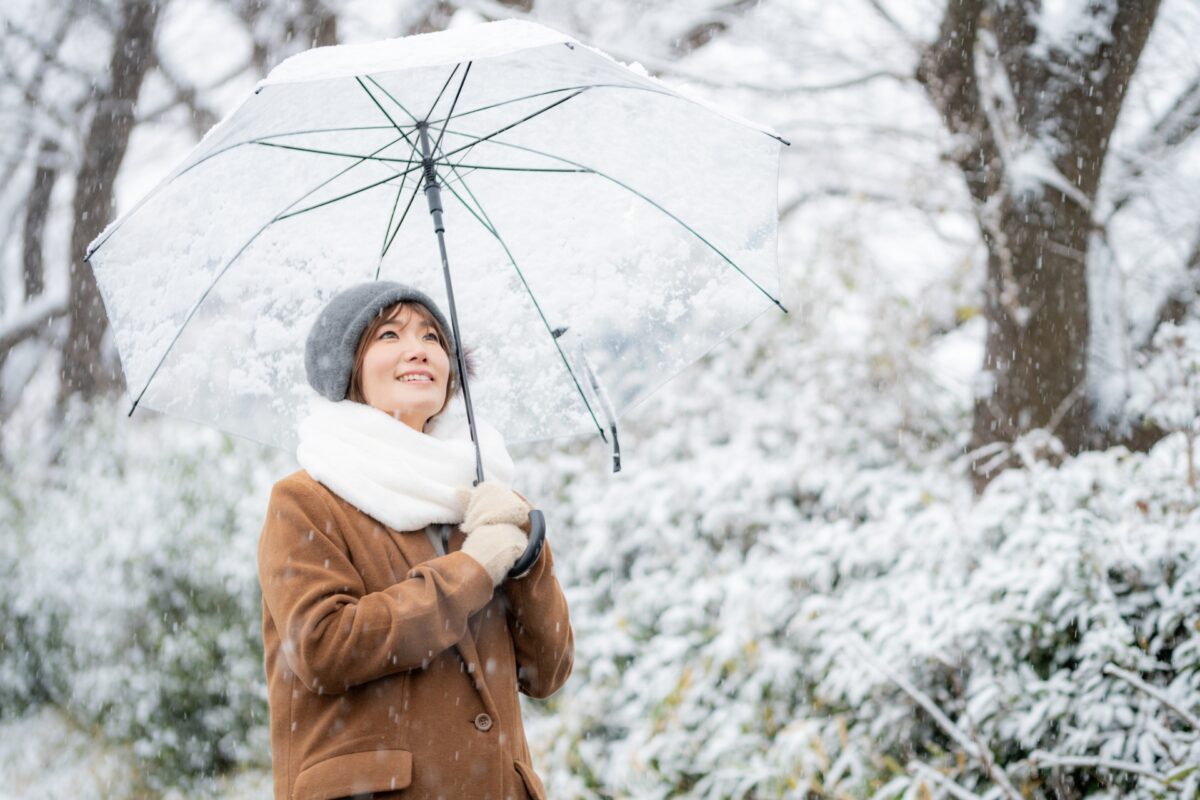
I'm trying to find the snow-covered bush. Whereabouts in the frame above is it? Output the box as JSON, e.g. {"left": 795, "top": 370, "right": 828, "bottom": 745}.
{"left": 514, "top": 254, "right": 1200, "bottom": 798}
{"left": 0, "top": 399, "right": 286, "bottom": 792}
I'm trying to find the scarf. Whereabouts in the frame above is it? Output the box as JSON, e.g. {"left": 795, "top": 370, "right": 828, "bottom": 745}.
{"left": 295, "top": 395, "right": 515, "bottom": 532}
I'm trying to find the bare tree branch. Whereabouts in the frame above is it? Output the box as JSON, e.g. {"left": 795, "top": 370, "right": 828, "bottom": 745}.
{"left": 1107, "top": 75, "right": 1200, "bottom": 219}
{"left": 671, "top": 0, "right": 756, "bottom": 57}
{"left": 1029, "top": 751, "right": 1177, "bottom": 787}
{"left": 0, "top": 292, "right": 69, "bottom": 356}
{"left": 863, "top": 0, "right": 921, "bottom": 52}
{"left": 145, "top": 58, "right": 221, "bottom": 137}
{"left": 1104, "top": 663, "right": 1200, "bottom": 730}
{"left": 908, "top": 760, "right": 984, "bottom": 800}
{"left": 22, "top": 138, "right": 60, "bottom": 300}
{"left": 844, "top": 636, "right": 1023, "bottom": 800}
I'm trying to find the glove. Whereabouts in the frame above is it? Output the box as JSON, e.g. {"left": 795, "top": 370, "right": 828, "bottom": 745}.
{"left": 456, "top": 482, "right": 534, "bottom": 587}
{"left": 461, "top": 523, "right": 527, "bottom": 587}
{"left": 455, "top": 481, "right": 533, "bottom": 534}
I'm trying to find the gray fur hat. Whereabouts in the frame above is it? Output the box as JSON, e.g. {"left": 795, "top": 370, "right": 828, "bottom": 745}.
{"left": 304, "top": 281, "right": 457, "bottom": 401}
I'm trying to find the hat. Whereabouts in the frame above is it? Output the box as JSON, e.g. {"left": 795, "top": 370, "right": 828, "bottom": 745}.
{"left": 305, "top": 281, "right": 457, "bottom": 401}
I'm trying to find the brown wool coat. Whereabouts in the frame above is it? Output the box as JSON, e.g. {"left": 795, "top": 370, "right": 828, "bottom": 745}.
{"left": 258, "top": 469, "right": 574, "bottom": 800}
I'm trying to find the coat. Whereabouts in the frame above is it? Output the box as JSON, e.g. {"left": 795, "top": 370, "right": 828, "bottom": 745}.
{"left": 257, "top": 469, "right": 574, "bottom": 800}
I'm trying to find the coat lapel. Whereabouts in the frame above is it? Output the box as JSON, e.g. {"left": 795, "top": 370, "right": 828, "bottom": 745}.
{"left": 388, "top": 524, "right": 438, "bottom": 570}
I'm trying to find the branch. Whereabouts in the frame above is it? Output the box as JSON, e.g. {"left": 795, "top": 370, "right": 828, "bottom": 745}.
{"left": 460, "top": 0, "right": 902, "bottom": 95}
{"left": 1104, "top": 663, "right": 1200, "bottom": 730}
{"left": 619, "top": 66, "right": 908, "bottom": 96}
{"left": 670, "top": 0, "right": 756, "bottom": 57}
{"left": 908, "top": 760, "right": 984, "bottom": 800}
{"left": 1107, "top": 75, "right": 1200, "bottom": 219}
{"left": 863, "top": 0, "right": 920, "bottom": 52}
{"left": 137, "top": 57, "right": 249, "bottom": 131}
{"left": 844, "top": 635, "right": 1023, "bottom": 800}
{"left": 0, "top": 292, "right": 70, "bottom": 355}
{"left": 1, "top": 14, "right": 95, "bottom": 84}
{"left": 1029, "top": 751, "right": 1177, "bottom": 788}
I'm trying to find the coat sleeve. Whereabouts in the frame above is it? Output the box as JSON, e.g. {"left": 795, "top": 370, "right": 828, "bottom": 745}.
{"left": 504, "top": 537, "right": 574, "bottom": 699}
{"left": 258, "top": 477, "right": 495, "bottom": 695}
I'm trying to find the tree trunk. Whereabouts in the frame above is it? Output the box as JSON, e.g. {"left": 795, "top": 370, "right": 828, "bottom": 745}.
{"left": 918, "top": 0, "right": 1161, "bottom": 491}
{"left": 59, "top": 0, "right": 161, "bottom": 410}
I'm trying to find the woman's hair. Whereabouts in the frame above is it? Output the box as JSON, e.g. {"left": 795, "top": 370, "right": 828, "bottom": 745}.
{"left": 347, "top": 301, "right": 475, "bottom": 420}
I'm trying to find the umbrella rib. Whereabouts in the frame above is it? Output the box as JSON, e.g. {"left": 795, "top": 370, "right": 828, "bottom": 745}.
{"left": 444, "top": 163, "right": 588, "bottom": 174}
{"left": 422, "top": 63, "right": 461, "bottom": 124}
{"left": 425, "top": 83, "right": 673, "bottom": 129}
{"left": 356, "top": 77, "right": 423, "bottom": 155}
{"left": 88, "top": 127, "right": 414, "bottom": 260}
{"left": 437, "top": 129, "right": 789, "bottom": 313}
{"left": 128, "top": 136, "right": 401, "bottom": 415}
{"left": 176, "top": 125, "right": 408, "bottom": 179}
{"left": 255, "top": 140, "right": 422, "bottom": 164}
{"left": 364, "top": 75, "right": 421, "bottom": 124}
{"left": 437, "top": 88, "right": 590, "bottom": 163}
{"left": 379, "top": 177, "right": 408, "bottom": 261}
{"left": 376, "top": 120, "right": 427, "bottom": 267}
{"left": 275, "top": 163, "right": 424, "bottom": 222}
{"left": 378, "top": 172, "right": 426, "bottom": 271}
{"left": 432, "top": 62, "right": 471, "bottom": 156}
{"left": 433, "top": 151, "right": 609, "bottom": 442}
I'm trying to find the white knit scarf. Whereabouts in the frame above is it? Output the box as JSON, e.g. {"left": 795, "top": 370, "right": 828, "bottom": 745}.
{"left": 295, "top": 395, "right": 515, "bottom": 532}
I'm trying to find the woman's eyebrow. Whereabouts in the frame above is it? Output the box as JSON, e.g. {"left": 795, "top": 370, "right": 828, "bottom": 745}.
{"left": 380, "top": 318, "right": 435, "bottom": 331}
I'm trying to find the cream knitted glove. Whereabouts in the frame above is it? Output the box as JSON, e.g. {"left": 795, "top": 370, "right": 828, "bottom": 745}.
{"left": 457, "top": 481, "right": 533, "bottom": 533}
{"left": 456, "top": 482, "right": 533, "bottom": 587}
{"left": 461, "top": 524, "right": 528, "bottom": 587}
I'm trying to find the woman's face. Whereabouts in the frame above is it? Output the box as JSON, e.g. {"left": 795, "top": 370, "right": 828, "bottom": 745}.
{"left": 359, "top": 304, "right": 451, "bottom": 431}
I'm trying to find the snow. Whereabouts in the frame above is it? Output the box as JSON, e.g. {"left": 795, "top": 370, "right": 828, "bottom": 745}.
{"left": 259, "top": 19, "right": 573, "bottom": 86}
{"left": 4, "top": 0, "right": 1200, "bottom": 798}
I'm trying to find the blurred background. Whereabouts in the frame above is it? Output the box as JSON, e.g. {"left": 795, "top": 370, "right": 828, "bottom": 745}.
{"left": 1, "top": 0, "right": 1198, "bottom": 797}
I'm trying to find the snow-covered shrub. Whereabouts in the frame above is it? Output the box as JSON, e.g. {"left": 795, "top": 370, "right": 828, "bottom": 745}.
{"left": 0, "top": 398, "right": 285, "bottom": 791}
{"left": 1126, "top": 320, "right": 1200, "bottom": 489}
{"left": 514, "top": 246, "right": 1200, "bottom": 798}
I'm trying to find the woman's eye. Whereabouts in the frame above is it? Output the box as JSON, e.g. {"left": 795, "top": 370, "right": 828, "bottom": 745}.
{"left": 380, "top": 331, "right": 396, "bottom": 339}
{"left": 424, "top": 333, "right": 438, "bottom": 341}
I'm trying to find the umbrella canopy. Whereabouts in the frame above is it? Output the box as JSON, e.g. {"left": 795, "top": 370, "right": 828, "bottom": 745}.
{"left": 87, "top": 19, "right": 787, "bottom": 460}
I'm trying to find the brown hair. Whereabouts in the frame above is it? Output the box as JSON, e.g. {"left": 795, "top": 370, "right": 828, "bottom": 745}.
{"left": 347, "top": 302, "right": 474, "bottom": 421}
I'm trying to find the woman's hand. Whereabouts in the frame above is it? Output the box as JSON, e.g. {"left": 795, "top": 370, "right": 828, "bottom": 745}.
{"left": 456, "top": 482, "right": 533, "bottom": 587}
{"left": 461, "top": 524, "right": 527, "bottom": 587}
{"left": 456, "top": 481, "right": 533, "bottom": 533}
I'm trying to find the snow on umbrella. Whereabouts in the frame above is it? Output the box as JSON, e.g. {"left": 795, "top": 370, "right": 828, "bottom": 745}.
{"left": 87, "top": 19, "right": 788, "bottom": 477}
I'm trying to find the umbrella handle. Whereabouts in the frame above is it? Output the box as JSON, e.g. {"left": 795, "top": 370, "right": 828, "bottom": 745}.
{"left": 507, "top": 509, "right": 546, "bottom": 580}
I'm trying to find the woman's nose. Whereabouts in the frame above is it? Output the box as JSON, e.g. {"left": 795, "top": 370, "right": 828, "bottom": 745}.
{"left": 402, "top": 341, "right": 428, "bottom": 361}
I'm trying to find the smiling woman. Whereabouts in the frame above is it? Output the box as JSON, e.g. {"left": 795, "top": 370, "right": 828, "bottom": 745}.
{"left": 258, "top": 280, "right": 573, "bottom": 800}
{"left": 347, "top": 301, "right": 456, "bottom": 432}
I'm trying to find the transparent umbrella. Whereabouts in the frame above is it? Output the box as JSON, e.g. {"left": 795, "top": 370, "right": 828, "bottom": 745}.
{"left": 87, "top": 19, "right": 788, "bottom": 478}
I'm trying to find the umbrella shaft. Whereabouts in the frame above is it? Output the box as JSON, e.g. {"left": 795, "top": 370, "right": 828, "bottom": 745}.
{"left": 417, "top": 122, "right": 484, "bottom": 486}
{"left": 417, "top": 124, "right": 445, "bottom": 233}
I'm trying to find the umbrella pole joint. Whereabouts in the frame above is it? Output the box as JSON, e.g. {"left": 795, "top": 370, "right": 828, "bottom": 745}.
{"left": 417, "top": 122, "right": 445, "bottom": 235}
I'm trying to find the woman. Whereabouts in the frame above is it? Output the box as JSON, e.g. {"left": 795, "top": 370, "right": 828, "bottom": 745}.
{"left": 258, "top": 281, "right": 574, "bottom": 800}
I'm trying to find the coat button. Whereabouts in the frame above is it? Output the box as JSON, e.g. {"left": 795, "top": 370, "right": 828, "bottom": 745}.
{"left": 474, "top": 713, "right": 493, "bottom": 732}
